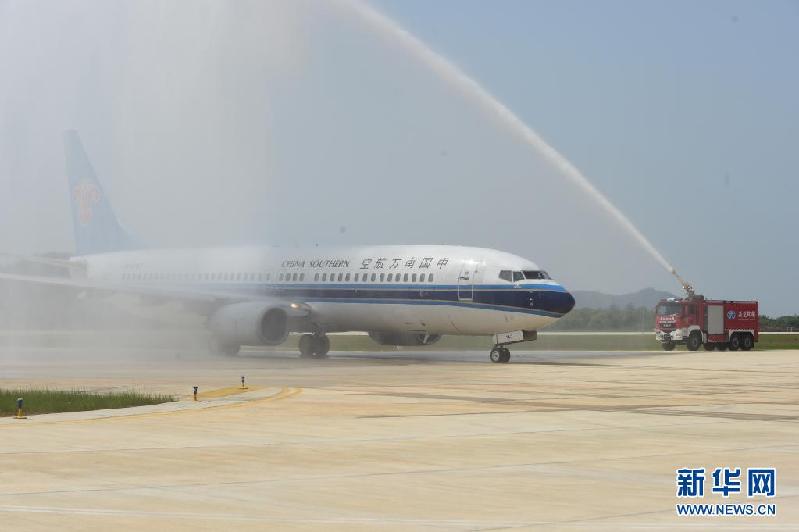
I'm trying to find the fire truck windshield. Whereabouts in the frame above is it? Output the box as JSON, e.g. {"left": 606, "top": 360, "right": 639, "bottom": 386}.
{"left": 657, "top": 302, "right": 681, "bottom": 316}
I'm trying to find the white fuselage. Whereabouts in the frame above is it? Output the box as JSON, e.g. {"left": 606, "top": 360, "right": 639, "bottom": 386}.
{"left": 75, "top": 244, "right": 574, "bottom": 336}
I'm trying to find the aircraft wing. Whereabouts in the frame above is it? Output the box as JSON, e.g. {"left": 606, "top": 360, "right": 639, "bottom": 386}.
{"left": 0, "top": 253, "right": 83, "bottom": 271}
{"left": 0, "top": 270, "right": 290, "bottom": 307}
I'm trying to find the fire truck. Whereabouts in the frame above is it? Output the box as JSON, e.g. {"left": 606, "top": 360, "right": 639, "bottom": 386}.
{"left": 655, "top": 295, "right": 759, "bottom": 352}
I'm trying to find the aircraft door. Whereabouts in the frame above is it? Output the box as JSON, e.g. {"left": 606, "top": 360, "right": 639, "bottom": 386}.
{"left": 458, "top": 261, "right": 479, "bottom": 301}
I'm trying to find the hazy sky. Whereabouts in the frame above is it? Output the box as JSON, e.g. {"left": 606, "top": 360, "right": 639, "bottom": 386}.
{"left": 1, "top": 0, "right": 796, "bottom": 314}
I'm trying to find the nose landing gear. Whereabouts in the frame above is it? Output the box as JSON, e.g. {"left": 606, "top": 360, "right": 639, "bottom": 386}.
{"left": 489, "top": 346, "right": 511, "bottom": 363}
{"left": 489, "top": 330, "right": 535, "bottom": 363}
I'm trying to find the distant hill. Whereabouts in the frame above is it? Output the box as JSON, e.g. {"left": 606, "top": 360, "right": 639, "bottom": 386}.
{"left": 572, "top": 288, "right": 677, "bottom": 309}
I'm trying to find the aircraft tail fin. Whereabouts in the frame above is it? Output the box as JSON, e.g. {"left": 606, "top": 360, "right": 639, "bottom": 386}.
{"left": 64, "top": 130, "right": 137, "bottom": 256}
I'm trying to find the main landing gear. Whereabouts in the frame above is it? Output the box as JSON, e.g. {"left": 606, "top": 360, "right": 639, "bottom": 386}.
{"left": 299, "top": 334, "right": 330, "bottom": 359}
{"left": 489, "top": 346, "right": 511, "bottom": 363}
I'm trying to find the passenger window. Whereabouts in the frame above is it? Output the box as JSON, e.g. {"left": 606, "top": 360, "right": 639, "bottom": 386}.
{"left": 380, "top": 273, "right": 385, "bottom": 282}
{"left": 354, "top": 273, "right": 359, "bottom": 282}
{"left": 387, "top": 273, "right": 393, "bottom": 282}
{"left": 428, "top": 274, "right": 434, "bottom": 282}
{"left": 403, "top": 273, "right": 408, "bottom": 282}
{"left": 396, "top": 274, "right": 401, "bottom": 282}
{"left": 419, "top": 273, "right": 425, "bottom": 282}
{"left": 279, "top": 273, "right": 284, "bottom": 281}
{"left": 322, "top": 273, "right": 327, "bottom": 281}
{"left": 499, "top": 270, "right": 512, "bottom": 282}
{"left": 345, "top": 273, "right": 351, "bottom": 281}
{"left": 314, "top": 273, "right": 319, "bottom": 281}
{"left": 338, "top": 273, "right": 343, "bottom": 282}
{"left": 371, "top": 273, "right": 376, "bottom": 282}
{"left": 412, "top": 273, "right": 417, "bottom": 282}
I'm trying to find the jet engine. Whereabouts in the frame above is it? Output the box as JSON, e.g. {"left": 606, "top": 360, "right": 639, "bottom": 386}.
{"left": 368, "top": 332, "right": 442, "bottom": 346}
{"left": 208, "top": 302, "right": 305, "bottom": 346}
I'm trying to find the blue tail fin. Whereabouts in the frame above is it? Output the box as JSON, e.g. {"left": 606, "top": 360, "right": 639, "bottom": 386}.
{"left": 64, "top": 130, "right": 137, "bottom": 255}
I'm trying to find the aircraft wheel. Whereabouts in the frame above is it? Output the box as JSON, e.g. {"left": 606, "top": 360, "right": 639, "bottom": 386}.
{"left": 499, "top": 348, "right": 511, "bottom": 363}
{"left": 312, "top": 335, "right": 330, "bottom": 358}
{"left": 728, "top": 334, "right": 741, "bottom": 351}
{"left": 741, "top": 334, "right": 754, "bottom": 351}
{"left": 490, "top": 348, "right": 503, "bottom": 363}
{"left": 298, "top": 334, "right": 315, "bottom": 358}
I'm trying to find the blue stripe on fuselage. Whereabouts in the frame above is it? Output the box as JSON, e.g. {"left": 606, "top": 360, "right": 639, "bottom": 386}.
{"left": 159, "top": 281, "right": 573, "bottom": 317}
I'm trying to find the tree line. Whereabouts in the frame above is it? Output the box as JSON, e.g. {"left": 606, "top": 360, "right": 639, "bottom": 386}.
{"left": 549, "top": 305, "right": 654, "bottom": 331}
{"left": 760, "top": 315, "right": 799, "bottom": 332}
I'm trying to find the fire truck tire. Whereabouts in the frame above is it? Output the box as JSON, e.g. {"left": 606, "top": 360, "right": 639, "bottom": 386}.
{"left": 686, "top": 333, "right": 702, "bottom": 351}
{"left": 728, "top": 334, "right": 741, "bottom": 351}
{"left": 662, "top": 342, "right": 675, "bottom": 352}
{"left": 741, "top": 334, "right": 754, "bottom": 351}
{"left": 703, "top": 343, "right": 715, "bottom": 351}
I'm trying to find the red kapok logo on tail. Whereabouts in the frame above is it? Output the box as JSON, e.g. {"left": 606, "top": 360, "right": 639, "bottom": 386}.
{"left": 72, "top": 181, "right": 101, "bottom": 225}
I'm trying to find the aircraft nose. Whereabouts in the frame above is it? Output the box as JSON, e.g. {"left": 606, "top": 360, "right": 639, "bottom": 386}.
{"left": 534, "top": 288, "right": 576, "bottom": 315}
{"left": 563, "top": 290, "right": 576, "bottom": 314}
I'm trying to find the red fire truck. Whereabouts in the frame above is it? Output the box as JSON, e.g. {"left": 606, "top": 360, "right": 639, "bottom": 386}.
{"left": 655, "top": 296, "right": 759, "bottom": 352}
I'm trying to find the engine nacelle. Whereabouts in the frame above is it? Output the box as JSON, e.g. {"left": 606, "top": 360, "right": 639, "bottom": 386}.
{"left": 368, "top": 332, "right": 442, "bottom": 346}
{"left": 208, "top": 302, "right": 290, "bottom": 346}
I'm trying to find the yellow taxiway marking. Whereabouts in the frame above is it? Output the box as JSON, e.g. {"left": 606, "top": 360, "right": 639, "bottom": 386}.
{"left": 196, "top": 385, "right": 262, "bottom": 399}
{"left": 207, "top": 386, "right": 303, "bottom": 411}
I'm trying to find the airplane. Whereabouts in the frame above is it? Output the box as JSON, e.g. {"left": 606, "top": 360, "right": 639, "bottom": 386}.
{"left": 0, "top": 131, "right": 575, "bottom": 363}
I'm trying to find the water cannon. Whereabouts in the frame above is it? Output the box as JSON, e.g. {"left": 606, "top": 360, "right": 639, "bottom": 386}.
{"left": 670, "top": 268, "right": 696, "bottom": 299}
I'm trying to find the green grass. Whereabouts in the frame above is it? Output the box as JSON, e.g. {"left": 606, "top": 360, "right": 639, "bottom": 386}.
{"left": 0, "top": 388, "right": 175, "bottom": 417}
{"left": 270, "top": 333, "right": 799, "bottom": 352}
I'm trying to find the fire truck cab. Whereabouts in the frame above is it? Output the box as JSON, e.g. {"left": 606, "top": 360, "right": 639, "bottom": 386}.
{"left": 655, "top": 296, "right": 758, "bottom": 352}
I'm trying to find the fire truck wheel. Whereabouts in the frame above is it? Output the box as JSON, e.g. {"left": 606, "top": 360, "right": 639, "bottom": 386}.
{"left": 686, "top": 333, "right": 702, "bottom": 351}
{"left": 728, "top": 334, "right": 741, "bottom": 351}
{"left": 703, "top": 343, "right": 715, "bottom": 351}
{"left": 662, "top": 342, "right": 675, "bottom": 352}
{"left": 741, "top": 334, "right": 754, "bottom": 351}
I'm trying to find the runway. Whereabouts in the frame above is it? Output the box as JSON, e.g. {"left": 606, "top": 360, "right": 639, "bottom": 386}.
{"left": 1, "top": 344, "right": 797, "bottom": 530}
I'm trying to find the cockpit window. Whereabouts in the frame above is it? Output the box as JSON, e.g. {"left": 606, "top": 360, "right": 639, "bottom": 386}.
{"left": 523, "top": 270, "right": 550, "bottom": 280}
{"left": 500, "top": 269, "right": 551, "bottom": 282}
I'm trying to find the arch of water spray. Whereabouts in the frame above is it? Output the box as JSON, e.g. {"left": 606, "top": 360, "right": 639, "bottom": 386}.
{"left": 335, "top": 0, "right": 690, "bottom": 293}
